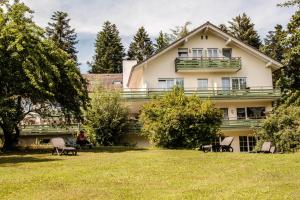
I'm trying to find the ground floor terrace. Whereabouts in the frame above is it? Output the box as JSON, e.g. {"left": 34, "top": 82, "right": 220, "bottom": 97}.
{"left": 0, "top": 147, "right": 299, "bottom": 200}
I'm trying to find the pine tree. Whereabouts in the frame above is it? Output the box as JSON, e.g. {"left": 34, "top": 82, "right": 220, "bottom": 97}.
{"left": 228, "top": 13, "right": 262, "bottom": 49}
{"left": 280, "top": 10, "right": 300, "bottom": 90}
{"left": 261, "top": 24, "right": 287, "bottom": 62}
{"left": 155, "top": 31, "right": 170, "bottom": 53}
{"left": 46, "top": 11, "right": 78, "bottom": 62}
{"left": 89, "top": 21, "right": 124, "bottom": 73}
{"left": 127, "top": 27, "right": 154, "bottom": 62}
{"left": 219, "top": 24, "right": 228, "bottom": 33}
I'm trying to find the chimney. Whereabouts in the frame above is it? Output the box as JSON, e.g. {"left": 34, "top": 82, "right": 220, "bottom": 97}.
{"left": 122, "top": 60, "right": 137, "bottom": 89}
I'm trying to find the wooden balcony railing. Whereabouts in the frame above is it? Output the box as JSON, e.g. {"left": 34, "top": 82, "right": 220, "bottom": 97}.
{"left": 175, "top": 57, "right": 242, "bottom": 72}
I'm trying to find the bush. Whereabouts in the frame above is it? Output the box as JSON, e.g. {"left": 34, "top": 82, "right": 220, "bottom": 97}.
{"left": 139, "top": 87, "right": 223, "bottom": 148}
{"left": 84, "top": 89, "right": 129, "bottom": 146}
{"left": 255, "top": 105, "right": 300, "bottom": 152}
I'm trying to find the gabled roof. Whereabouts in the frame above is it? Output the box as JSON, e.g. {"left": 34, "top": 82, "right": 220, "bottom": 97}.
{"left": 127, "top": 21, "right": 283, "bottom": 86}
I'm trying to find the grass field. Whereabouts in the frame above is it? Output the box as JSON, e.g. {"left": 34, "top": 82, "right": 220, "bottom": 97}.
{"left": 0, "top": 147, "right": 300, "bottom": 200}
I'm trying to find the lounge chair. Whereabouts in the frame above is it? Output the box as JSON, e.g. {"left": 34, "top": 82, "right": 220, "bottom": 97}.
{"left": 202, "top": 137, "right": 234, "bottom": 152}
{"left": 256, "top": 141, "right": 275, "bottom": 153}
{"left": 51, "top": 137, "right": 77, "bottom": 156}
{"left": 65, "top": 137, "right": 80, "bottom": 149}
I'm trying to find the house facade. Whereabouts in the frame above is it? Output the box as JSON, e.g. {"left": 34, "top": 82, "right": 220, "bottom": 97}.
{"left": 121, "top": 22, "right": 282, "bottom": 152}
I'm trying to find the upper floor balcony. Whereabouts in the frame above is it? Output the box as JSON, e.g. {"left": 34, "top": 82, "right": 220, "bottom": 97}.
{"left": 121, "top": 87, "right": 281, "bottom": 101}
{"left": 175, "top": 57, "right": 242, "bottom": 72}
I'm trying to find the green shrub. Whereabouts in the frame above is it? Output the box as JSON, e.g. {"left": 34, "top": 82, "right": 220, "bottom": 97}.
{"left": 139, "top": 87, "right": 222, "bottom": 148}
{"left": 84, "top": 89, "right": 129, "bottom": 146}
{"left": 255, "top": 106, "right": 300, "bottom": 152}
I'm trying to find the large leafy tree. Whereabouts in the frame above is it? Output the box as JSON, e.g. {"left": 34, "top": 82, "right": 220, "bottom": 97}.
{"left": 228, "top": 13, "right": 262, "bottom": 49}
{"left": 84, "top": 89, "right": 129, "bottom": 146}
{"left": 168, "top": 21, "right": 192, "bottom": 42}
{"left": 0, "top": 1, "right": 89, "bottom": 151}
{"left": 154, "top": 31, "right": 170, "bottom": 53}
{"left": 139, "top": 88, "right": 223, "bottom": 148}
{"left": 46, "top": 11, "right": 78, "bottom": 62}
{"left": 261, "top": 24, "right": 287, "bottom": 62}
{"left": 89, "top": 21, "right": 124, "bottom": 73}
{"left": 127, "top": 27, "right": 154, "bottom": 62}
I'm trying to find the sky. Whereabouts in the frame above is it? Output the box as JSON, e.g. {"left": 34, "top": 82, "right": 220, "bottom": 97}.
{"left": 21, "top": 0, "right": 296, "bottom": 73}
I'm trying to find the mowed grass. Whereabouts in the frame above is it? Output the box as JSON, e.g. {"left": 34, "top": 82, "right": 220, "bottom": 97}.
{"left": 0, "top": 148, "right": 300, "bottom": 200}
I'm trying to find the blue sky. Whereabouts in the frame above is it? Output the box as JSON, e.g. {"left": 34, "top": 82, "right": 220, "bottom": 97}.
{"left": 22, "top": 0, "right": 296, "bottom": 73}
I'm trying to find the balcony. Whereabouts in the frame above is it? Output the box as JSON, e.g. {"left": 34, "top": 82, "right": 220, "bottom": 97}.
{"left": 121, "top": 87, "right": 281, "bottom": 101}
{"left": 221, "top": 119, "right": 263, "bottom": 129}
{"left": 175, "top": 57, "right": 241, "bottom": 72}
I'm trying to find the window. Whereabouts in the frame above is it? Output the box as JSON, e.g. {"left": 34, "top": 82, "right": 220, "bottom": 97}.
{"left": 237, "top": 108, "right": 246, "bottom": 119}
{"left": 208, "top": 48, "right": 218, "bottom": 58}
{"left": 247, "top": 107, "right": 265, "bottom": 119}
{"left": 232, "top": 78, "right": 247, "bottom": 90}
{"left": 197, "top": 79, "right": 208, "bottom": 90}
{"left": 220, "top": 108, "right": 229, "bottom": 120}
{"left": 158, "top": 78, "right": 184, "bottom": 89}
{"left": 239, "top": 136, "right": 257, "bottom": 152}
{"left": 222, "top": 78, "right": 230, "bottom": 90}
{"left": 178, "top": 48, "right": 188, "bottom": 58}
{"left": 222, "top": 48, "right": 232, "bottom": 58}
{"left": 192, "top": 48, "right": 203, "bottom": 58}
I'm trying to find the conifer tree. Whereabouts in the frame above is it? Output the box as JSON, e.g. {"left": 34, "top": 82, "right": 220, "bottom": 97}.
{"left": 168, "top": 22, "right": 191, "bottom": 42}
{"left": 127, "top": 27, "right": 154, "bottom": 62}
{"left": 261, "top": 24, "right": 287, "bottom": 62}
{"left": 46, "top": 11, "right": 78, "bottom": 62}
{"left": 155, "top": 31, "right": 170, "bottom": 52}
{"left": 89, "top": 21, "right": 124, "bottom": 73}
{"left": 228, "top": 13, "right": 261, "bottom": 49}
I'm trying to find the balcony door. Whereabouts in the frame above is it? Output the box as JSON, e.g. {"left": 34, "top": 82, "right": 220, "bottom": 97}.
{"left": 222, "top": 48, "right": 232, "bottom": 58}
{"left": 158, "top": 78, "right": 184, "bottom": 89}
{"left": 197, "top": 79, "right": 208, "bottom": 90}
{"left": 178, "top": 48, "right": 188, "bottom": 58}
{"left": 232, "top": 78, "right": 247, "bottom": 90}
{"left": 222, "top": 78, "right": 230, "bottom": 90}
{"left": 192, "top": 48, "right": 203, "bottom": 58}
{"left": 207, "top": 48, "right": 218, "bottom": 58}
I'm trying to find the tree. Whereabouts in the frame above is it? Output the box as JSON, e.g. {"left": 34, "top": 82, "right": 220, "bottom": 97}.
{"left": 168, "top": 21, "right": 192, "bottom": 42}
{"left": 278, "top": 0, "right": 300, "bottom": 7}
{"left": 139, "top": 88, "right": 223, "bottom": 148}
{"left": 279, "top": 10, "right": 300, "bottom": 91}
{"left": 46, "top": 11, "right": 78, "bottom": 62}
{"left": 254, "top": 105, "right": 300, "bottom": 152}
{"left": 84, "top": 89, "right": 129, "bottom": 146}
{"left": 154, "top": 31, "right": 171, "bottom": 53}
{"left": 89, "top": 21, "right": 124, "bottom": 73}
{"left": 218, "top": 24, "right": 228, "bottom": 33}
{"left": 127, "top": 27, "right": 154, "bottom": 62}
{"left": 261, "top": 24, "right": 287, "bottom": 62}
{"left": 228, "top": 13, "right": 262, "bottom": 49}
{"left": 0, "top": 1, "right": 89, "bottom": 151}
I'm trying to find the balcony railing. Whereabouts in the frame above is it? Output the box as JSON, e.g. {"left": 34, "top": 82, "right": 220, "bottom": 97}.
{"left": 175, "top": 57, "right": 242, "bottom": 72}
{"left": 121, "top": 87, "right": 281, "bottom": 100}
{"left": 127, "top": 119, "right": 263, "bottom": 133}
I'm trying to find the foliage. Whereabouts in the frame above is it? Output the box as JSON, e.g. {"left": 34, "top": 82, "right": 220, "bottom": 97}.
{"left": 278, "top": 9, "right": 300, "bottom": 91}
{"left": 228, "top": 13, "right": 262, "bottom": 49}
{"left": 260, "top": 24, "right": 287, "bottom": 62}
{"left": 218, "top": 24, "right": 228, "bottom": 33}
{"left": 139, "top": 88, "right": 222, "bottom": 148}
{"left": 89, "top": 21, "right": 124, "bottom": 73}
{"left": 127, "top": 26, "right": 154, "bottom": 62}
{"left": 154, "top": 31, "right": 171, "bottom": 52}
{"left": 0, "top": 1, "right": 89, "bottom": 151}
{"left": 46, "top": 11, "right": 78, "bottom": 62}
{"left": 278, "top": 0, "right": 300, "bottom": 7}
{"left": 255, "top": 105, "right": 300, "bottom": 152}
{"left": 84, "top": 89, "right": 129, "bottom": 146}
{"left": 168, "top": 21, "right": 191, "bottom": 42}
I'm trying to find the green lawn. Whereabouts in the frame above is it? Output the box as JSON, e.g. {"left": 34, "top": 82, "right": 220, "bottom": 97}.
{"left": 0, "top": 148, "right": 300, "bottom": 200}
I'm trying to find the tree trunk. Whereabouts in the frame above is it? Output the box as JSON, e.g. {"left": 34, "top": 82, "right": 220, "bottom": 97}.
{"left": 2, "top": 127, "right": 16, "bottom": 152}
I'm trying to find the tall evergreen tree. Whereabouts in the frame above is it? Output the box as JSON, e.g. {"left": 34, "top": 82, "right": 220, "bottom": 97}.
{"left": 89, "top": 21, "right": 124, "bottom": 73}
{"left": 46, "top": 11, "right": 78, "bottom": 62}
{"left": 280, "top": 10, "right": 300, "bottom": 90}
{"left": 127, "top": 27, "right": 154, "bottom": 62}
{"left": 261, "top": 25, "right": 287, "bottom": 62}
{"left": 228, "top": 13, "right": 262, "bottom": 49}
{"left": 155, "top": 31, "right": 170, "bottom": 52}
{"left": 218, "top": 24, "right": 228, "bottom": 33}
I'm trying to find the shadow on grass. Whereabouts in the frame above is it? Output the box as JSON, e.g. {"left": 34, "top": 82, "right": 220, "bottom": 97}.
{"left": 0, "top": 156, "right": 60, "bottom": 166}
{"left": 78, "top": 146, "right": 148, "bottom": 153}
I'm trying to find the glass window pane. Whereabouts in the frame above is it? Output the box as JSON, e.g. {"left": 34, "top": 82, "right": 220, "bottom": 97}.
{"left": 158, "top": 80, "right": 166, "bottom": 89}
{"left": 239, "top": 136, "right": 248, "bottom": 152}
{"left": 247, "top": 107, "right": 265, "bottom": 119}
{"left": 222, "top": 78, "right": 230, "bottom": 90}
{"left": 175, "top": 79, "right": 184, "bottom": 88}
{"left": 237, "top": 108, "right": 246, "bottom": 119}
{"left": 240, "top": 78, "right": 247, "bottom": 89}
{"left": 166, "top": 80, "right": 174, "bottom": 89}
{"left": 178, "top": 48, "right": 188, "bottom": 58}
{"left": 220, "top": 108, "right": 229, "bottom": 120}
{"left": 198, "top": 79, "right": 208, "bottom": 90}
{"left": 232, "top": 78, "right": 239, "bottom": 90}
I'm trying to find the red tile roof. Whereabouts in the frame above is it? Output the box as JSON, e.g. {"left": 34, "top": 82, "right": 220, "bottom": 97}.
{"left": 82, "top": 73, "right": 123, "bottom": 92}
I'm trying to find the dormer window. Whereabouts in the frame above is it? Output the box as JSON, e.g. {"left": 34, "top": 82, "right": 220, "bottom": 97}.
{"left": 208, "top": 48, "right": 218, "bottom": 58}
{"left": 178, "top": 48, "right": 188, "bottom": 58}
